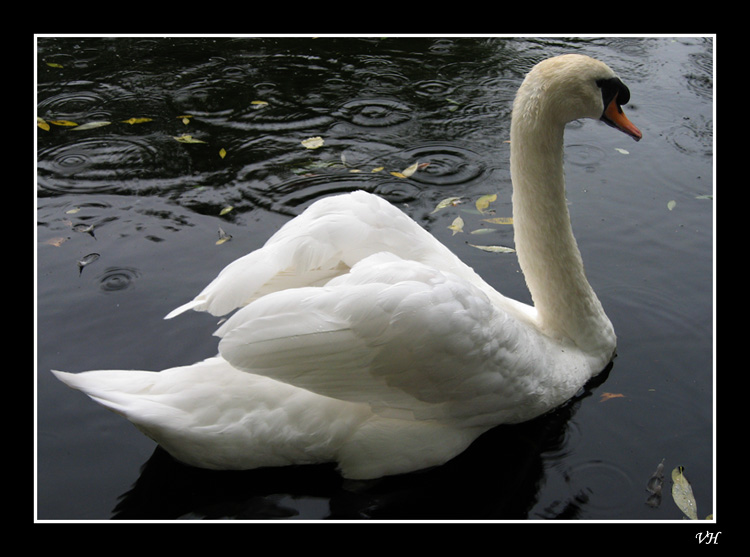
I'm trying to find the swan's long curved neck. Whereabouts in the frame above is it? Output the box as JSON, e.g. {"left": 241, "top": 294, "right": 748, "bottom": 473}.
{"left": 510, "top": 114, "right": 615, "bottom": 355}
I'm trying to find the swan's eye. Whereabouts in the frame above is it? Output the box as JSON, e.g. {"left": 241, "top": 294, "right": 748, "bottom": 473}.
{"left": 596, "top": 77, "right": 631, "bottom": 108}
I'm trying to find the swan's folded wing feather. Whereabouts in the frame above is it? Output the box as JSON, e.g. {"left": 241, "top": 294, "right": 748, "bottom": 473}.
{"left": 165, "top": 191, "right": 467, "bottom": 319}
{"left": 217, "top": 254, "right": 531, "bottom": 422}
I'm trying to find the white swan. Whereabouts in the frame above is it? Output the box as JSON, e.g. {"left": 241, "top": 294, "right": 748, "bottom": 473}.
{"left": 52, "top": 54, "right": 641, "bottom": 480}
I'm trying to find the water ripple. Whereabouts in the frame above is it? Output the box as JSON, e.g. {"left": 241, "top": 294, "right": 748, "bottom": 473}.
{"left": 37, "top": 136, "right": 163, "bottom": 194}
{"left": 400, "top": 144, "right": 486, "bottom": 188}
{"left": 97, "top": 266, "right": 141, "bottom": 293}
{"left": 663, "top": 115, "right": 712, "bottom": 157}
{"left": 37, "top": 89, "right": 106, "bottom": 119}
{"left": 413, "top": 79, "right": 454, "bottom": 98}
{"left": 564, "top": 460, "right": 634, "bottom": 514}
{"left": 565, "top": 144, "right": 607, "bottom": 167}
{"left": 243, "top": 172, "right": 421, "bottom": 218}
{"left": 335, "top": 98, "right": 412, "bottom": 128}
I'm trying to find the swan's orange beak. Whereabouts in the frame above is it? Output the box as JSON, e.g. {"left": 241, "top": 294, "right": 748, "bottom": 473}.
{"left": 602, "top": 96, "right": 642, "bottom": 141}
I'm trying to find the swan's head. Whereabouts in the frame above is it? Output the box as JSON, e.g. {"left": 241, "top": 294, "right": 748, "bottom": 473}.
{"left": 515, "top": 54, "right": 642, "bottom": 141}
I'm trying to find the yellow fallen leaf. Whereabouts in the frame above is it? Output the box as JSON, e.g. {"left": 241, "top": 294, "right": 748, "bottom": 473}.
{"left": 448, "top": 216, "right": 464, "bottom": 235}
{"left": 371, "top": 167, "right": 385, "bottom": 173}
{"left": 121, "top": 117, "right": 153, "bottom": 125}
{"left": 46, "top": 62, "right": 64, "bottom": 68}
{"left": 671, "top": 466, "right": 698, "bottom": 520}
{"left": 219, "top": 206, "right": 233, "bottom": 216}
{"left": 48, "top": 120, "right": 78, "bottom": 127}
{"left": 173, "top": 134, "right": 206, "bottom": 143}
{"left": 37, "top": 117, "right": 50, "bottom": 131}
{"left": 216, "top": 227, "right": 232, "bottom": 245}
{"left": 301, "top": 136, "right": 325, "bottom": 149}
{"left": 44, "top": 237, "right": 67, "bottom": 247}
{"left": 599, "top": 392, "right": 625, "bottom": 402}
{"left": 476, "top": 194, "right": 497, "bottom": 214}
{"left": 482, "top": 217, "right": 513, "bottom": 225}
{"left": 178, "top": 115, "right": 193, "bottom": 125}
{"left": 251, "top": 100, "right": 269, "bottom": 107}
{"left": 390, "top": 171, "right": 406, "bottom": 178}
{"left": 431, "top": 197, "right": 462, "bottom": 214}
{"left": 468, "top": 244, "right": 515, "bottom": 253}
{"left": 71, "top": 121, "right": 111, "bottom": 131}
{"left": 219, "top": 148, "right": 227, "bottom": 159}
{"left": 400, "top": 161, "right": 420, "bottom": 178}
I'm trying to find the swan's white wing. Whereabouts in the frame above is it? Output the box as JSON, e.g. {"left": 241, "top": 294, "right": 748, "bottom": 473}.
{"left": 216, "top": 253, "right": 538, "bottom": 425}
{"left": 166, "top": 191, "right": 470, "bottom": 319}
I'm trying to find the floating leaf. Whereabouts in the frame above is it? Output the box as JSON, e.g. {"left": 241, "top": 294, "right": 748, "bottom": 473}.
{"left": 448, "top": 216, "right": 464, "bottom": 235}
{"left": 668, "top": 200, "right": 676, "bottom": 211}
{"left": 219, "top": 206, "right": 233, "bottom": 216}
{"left": 73, "top": 223, "right": 95, "bottom": 238}
{"left": 695, "top": 194, "right": 713, "bottom": 200}
{"left": 48, "top": 120, "right": 78, "bottom": 127}
{"left": 614, "top": 147, "right": 630, "bottom": 155}
{"left": 251, "top": 100, "right": 269, "bottom": 108}
{"left": 469, "top": 243, "right": 515, "bottom": 253}
{"left": 646, "top": 458, "right": 665, "bottom": 508}
{"left": 671, "top": 466, "right": 698, "bottom": 520}
{"left": 46, "top": 62, "right": 64, "bottom": 68}
{"left": 476, "top": 194, "right": 498, "bottom": 214}
{"left": 446, "top": 98, "right": 461, "bottom": 112}
{"left": 470, "top": 228, "right": 496, "bottom": 235}
{"left": 431, "top": 197, "right": 462, "bottom": 214}
{"left": 216, "top": 227, "right": 232, "bottom": 245}
{"left": 121, "top": 117, "right": 153, "bottom": 125}
{"left": 44, "top": 237, "right": 67, "bottom": 247}
{"left": 482, "top": 217, "right": 513, "bottom": 225}
{"left": 37, "top": 117, "right": 50, "bottom": 131}
{"left": 71, "top": 121, "right": 111, "bottom": 131}
{"left": 599, "top": 392, "right": 625, "bottom": 402}
{"left": 77, "top": 253, "right": 100, "bottom": 274}
{"left": 400, "top": 161, "right": 420, "bottom": 178}
{"left": 173, "top": 134, "right": 206, "bottom": 143}
{"left": 301, "top": 136, "right": 325, "bottom": 149}
{"left": 371, "top": 166, "right": 385, "bottom": 173}
{"left": 219, "top": 148, "right": 227, "bottom": 159}
{"left": 178, "top": 114, "right": 193, "bottom": 125}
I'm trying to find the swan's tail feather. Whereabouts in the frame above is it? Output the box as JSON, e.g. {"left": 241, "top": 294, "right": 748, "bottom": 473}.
{"left": 49, "top": 362, "right": 374, "bottom": 472}
{"left": 51, "top": 368, "right": 163, "bottom": 418}
{"left": 164, "top": 299, "right": 205, "bottom": 319}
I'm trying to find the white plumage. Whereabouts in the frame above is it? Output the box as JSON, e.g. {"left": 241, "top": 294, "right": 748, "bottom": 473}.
{"left": 52, "top": 54, "right": 641, "bottom": 479}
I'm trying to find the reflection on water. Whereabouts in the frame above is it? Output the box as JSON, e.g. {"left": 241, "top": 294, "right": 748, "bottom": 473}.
{"left": 37, "top": 36, "right": 714, "bottom": 521}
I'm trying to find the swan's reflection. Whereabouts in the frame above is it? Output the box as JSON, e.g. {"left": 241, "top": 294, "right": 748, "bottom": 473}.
{"left": 111, "top": 365, "right": 611, "bottom": 520}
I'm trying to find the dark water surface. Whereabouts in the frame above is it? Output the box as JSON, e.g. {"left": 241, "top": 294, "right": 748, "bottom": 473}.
{"left": 36, "top": 36, "right": 714, "bottom": 521}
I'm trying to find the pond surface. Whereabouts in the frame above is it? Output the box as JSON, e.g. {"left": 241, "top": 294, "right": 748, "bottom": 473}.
{"left": 36, "top": 36, "right": 714, "bottom": 521}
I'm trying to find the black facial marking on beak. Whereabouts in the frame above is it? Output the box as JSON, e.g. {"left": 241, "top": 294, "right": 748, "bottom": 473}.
{"left": 597, "top": 77, "right": 642, "bottom": 141}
